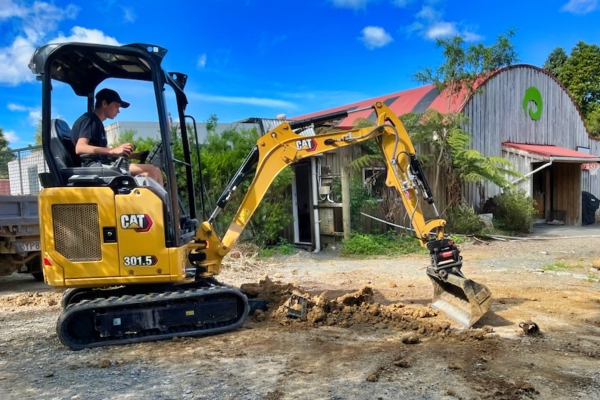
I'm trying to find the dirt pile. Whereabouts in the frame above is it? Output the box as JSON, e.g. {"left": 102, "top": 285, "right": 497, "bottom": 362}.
{"left": 0, "top": 291, "right": 61, "bottom": 311}
{"left": 241, "top": 275, "right": 495, "bottom": 342}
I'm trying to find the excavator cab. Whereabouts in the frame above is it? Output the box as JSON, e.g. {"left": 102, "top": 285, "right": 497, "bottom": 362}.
{"left": 30, "top": 43, "right": 198, "bottom": 253}
{"left": 31, "top": 43, "right": 248, "bottom": 349}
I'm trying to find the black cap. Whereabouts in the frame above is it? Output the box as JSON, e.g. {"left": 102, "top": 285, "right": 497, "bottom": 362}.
{"left": 95, "top": 88, "right": 130, "bottom": 108}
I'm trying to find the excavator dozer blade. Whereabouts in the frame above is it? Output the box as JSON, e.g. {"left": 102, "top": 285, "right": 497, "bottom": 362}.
{"left": 428, "top": 272, "right": 492, "bottom": 328}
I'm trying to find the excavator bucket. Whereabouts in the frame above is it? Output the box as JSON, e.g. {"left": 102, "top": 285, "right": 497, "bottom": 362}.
{"left": 426, "top": 239, "right": 492, "bottom": 327}
{"left": 428, "top": 272, "right": 492, "bottom": 328}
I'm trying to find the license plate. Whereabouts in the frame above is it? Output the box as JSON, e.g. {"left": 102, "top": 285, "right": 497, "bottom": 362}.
{"left": 15, "top": 241, "right": 41, "bottom": 252}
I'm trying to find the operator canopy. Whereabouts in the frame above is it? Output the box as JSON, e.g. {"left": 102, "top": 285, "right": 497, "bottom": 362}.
{"left": 29, "top": 42, "right": 168, "bottom": 96}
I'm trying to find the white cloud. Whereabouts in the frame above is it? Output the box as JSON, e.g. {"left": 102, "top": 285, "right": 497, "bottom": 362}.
{"left": 360, "top": 26, "right": 394, "bottom": 49}
{"left": 0, "top": 1, "right": 119, "bottom": 85}
{"left": 49, "top": 27, "right": 120, "bottom": 46}
{"left": 0, "top": 36, "right": 37, "bottom": 84}
{"left": 462, "top": 30, "right": 483, "bottom": 42}
{"left": 28, "top": 109, "right": 41, "bottom": 125}
{"left": 3, "top": 130, "right": 20, "bottom": 144}
{"left": 426, "top": 22, "right": 457, "bottom": 39}
{"left": 7, "top": 102, "right": 27, "bottom": 111}
{"left": 392, "top": 0, "right": 414, "bottom": 7}
{"left": 197, "top": 54, "right": 207, "bottom": 68}
{"left": 406, "top": 4, "right": 482, "bottom": 42}
{"left": 561, "top": 0, "right": 598, "bottom": 14}
{"left": 121, "top": 6, "right": 137, "bottom": 23}
{"left": 7, "top": 102, "right": 40, "bottom": 126}
{"left": 3, "top": 0, "right": 79, "bottom": 43}
{"left": 332, "top": 0, "right": 374, "bottom": 10}
{"left": 0, "top": 0, "right": 27, "bottom": 19}
{"left": 416, "top": 5, "right": 441, "bottom": 21}
{"left": 188, "top": 92, "right": 298, "bottom": 110}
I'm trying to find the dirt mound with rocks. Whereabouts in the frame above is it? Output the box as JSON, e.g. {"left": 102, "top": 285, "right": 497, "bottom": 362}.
{"left": 241, "top": 275, "right": 494, "bottom": 343}
{"left": 0, "top": 291, "right": 61, "bottom": 311}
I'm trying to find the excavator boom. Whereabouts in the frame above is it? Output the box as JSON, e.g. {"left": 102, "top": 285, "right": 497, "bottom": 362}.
{"left": 193, "top": 102, "right": 492, "bottom": 327}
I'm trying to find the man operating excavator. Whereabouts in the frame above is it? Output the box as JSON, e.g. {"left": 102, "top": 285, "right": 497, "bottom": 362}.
{"left": 71, "top": 88, "right": 164, "bottom": 185}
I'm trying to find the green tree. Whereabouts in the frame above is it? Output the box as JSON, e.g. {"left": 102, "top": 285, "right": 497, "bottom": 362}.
{"left": 169, "top": 120, "right": 199, "bottom": 212}
{"left": 34, "top": 119, "right": 42, "bottom": 146}
{"left": 413, "top": 30, "right": 518, "bottom": 114}
{"left": 587, "top": 106, "right": 600, "bottom": 136}
{"left": 543, "top": 47, "right": 568, "bottom": 78}
{"left": 112, "top": 128, "right": 157, "bottom": 152}
{"left": 411, "top": 30, "right": 520, "bottom": 209}
{"left": 0, "top": 126, "right": 15, "bottom": 179}
{"left": 556, "top": 41, "right": 600, "bottom": 136}
{"left": 200, "top": 119, "right": 294, "bottom": 245}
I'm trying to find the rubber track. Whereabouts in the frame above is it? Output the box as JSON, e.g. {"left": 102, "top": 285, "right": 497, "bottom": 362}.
{"left": 57, "top": 286, "right": 249, "bottom": 350}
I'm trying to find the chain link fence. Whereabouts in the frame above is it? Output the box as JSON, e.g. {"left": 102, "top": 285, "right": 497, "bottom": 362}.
{"left": 0, "top": 146, "right": 47, "bottom": 196}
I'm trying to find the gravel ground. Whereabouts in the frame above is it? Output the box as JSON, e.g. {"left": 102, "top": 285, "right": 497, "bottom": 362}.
{"left": 1, "top": 230, "right": 600, "bottom": 400}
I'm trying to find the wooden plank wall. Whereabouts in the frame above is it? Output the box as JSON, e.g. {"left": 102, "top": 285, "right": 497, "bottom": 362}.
{"left": 551, "top": 163, "right": 581, "bottom": 225}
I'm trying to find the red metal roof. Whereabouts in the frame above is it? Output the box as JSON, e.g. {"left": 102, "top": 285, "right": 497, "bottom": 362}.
{"left": 294, "top": 85, "right": 438, "bottom": 128}
{"left": 292, "top": 85, "right": 437, "bottom": 128}
{"left": 291, "top": 73, "right": 491, "bottom": 127}
{"left": 502, "top": 143, "right": 600, "bottom": 159}
{"left": 291, "top": 65, "right": 574, "bottom": 130}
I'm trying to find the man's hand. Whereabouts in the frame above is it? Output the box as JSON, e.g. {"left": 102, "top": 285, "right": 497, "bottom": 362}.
{"left": 110, "top": 143, "right": 135, "bottom": 158}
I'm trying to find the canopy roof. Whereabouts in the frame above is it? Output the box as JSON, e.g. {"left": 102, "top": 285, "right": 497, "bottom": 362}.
{"left": 502, "top": 142, "right": 600, "bottom": 163}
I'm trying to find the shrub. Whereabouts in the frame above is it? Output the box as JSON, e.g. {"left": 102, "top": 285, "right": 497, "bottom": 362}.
{"left": 445, "top": 203, "right": 490, "bottom": 235}
{"left": 341, "top": 233, "right": 425, "bottom": 256}
{"left": 258, "top": 239, "right": 297, "bottom": 257}
{"left": 200, "top": 120, "right": 294, "bottom": 245}
{"left": 492, "top": 190, "right": 537, "bottom": 233}
{"left": 331, "top": 176, "right": 379, "bottom": 233}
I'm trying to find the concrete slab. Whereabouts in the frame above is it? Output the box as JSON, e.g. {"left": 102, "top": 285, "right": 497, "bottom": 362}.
{"left": 532, "top": 222, "right": 600, "bottom": 237}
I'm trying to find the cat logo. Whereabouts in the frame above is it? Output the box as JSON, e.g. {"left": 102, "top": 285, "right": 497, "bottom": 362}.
{"left": 120, "top": 214, "right": 153, "bottom": 232}
{"left": 295, "top": 138, "right": 317, "bottom": 152}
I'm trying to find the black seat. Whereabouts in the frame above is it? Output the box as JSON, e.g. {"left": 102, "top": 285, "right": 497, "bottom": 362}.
{"left": 50, "top": 119, "right": 123, "bottom": 185}
{"left": 51, "top": 119, "right": 80, "bottom": 167}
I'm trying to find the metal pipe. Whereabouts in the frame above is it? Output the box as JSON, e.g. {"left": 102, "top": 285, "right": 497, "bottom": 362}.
{"left": 511, "top": 160, "right": 553, "bottom": 185}
{"left": 291, "top": 174, "right": 300, "bottom": 245}
{"left": 311, "top": 157, "right": 321, "bottom": 252}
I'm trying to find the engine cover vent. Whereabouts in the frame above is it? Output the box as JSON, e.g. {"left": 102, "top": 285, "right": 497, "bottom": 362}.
{"left": 52, "top": 204, "right": 102, "bottom": 261}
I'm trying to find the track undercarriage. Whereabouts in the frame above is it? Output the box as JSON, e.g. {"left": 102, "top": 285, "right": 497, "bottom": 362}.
{"left": 57, "top": 281, "right": 250, "bottom": 350}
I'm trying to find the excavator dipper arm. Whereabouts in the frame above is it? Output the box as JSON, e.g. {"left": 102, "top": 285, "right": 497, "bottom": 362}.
{"left": 192, "top": 102, "right": 492, "bottom": 327}
{"left": 194, "top": 103, "right": 444, "bottom": 268}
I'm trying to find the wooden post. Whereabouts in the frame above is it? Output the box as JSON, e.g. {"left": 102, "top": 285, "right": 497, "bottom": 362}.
{"left": 340, "top": 147, "right": 351, "bottom": 239}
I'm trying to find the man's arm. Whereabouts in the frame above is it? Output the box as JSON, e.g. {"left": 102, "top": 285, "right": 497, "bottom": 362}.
{"left": 75, "top": 138, "right": 134, "bottom": 158}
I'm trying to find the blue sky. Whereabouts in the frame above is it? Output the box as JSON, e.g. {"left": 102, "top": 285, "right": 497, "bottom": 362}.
{"left": 1, "top": 0, "right": 600, "bottom": 148}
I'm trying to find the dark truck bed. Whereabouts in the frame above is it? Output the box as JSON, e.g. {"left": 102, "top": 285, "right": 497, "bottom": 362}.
{"left": 0, "top": 195, "right": 42, "bottom": 280}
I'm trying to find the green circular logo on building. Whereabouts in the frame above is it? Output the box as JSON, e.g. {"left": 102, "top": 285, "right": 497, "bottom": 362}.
{"left": 523, "top": 87, "right": 543, "bottom": 120}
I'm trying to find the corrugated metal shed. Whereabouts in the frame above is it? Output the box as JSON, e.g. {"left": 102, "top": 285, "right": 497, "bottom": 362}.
{"left": 292, "top": 63, "right": 600, "bottom": 226}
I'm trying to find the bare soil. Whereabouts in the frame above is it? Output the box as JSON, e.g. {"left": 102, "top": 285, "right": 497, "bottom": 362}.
{"left": 1, "top": 237, "right": 599, "bottom": 400}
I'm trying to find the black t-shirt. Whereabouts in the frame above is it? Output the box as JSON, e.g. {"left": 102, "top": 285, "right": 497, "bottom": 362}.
{"left": 71, "top": 112, "right": 110, "bottom": 165}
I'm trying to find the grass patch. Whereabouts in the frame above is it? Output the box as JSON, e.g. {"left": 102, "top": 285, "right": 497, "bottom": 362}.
{"left": 541, "top": 261, "right": 569, "bottom": 271}
{"left": 341, "top": 233, "right": 427, "bottom": 256}
{"left": 258, "top": 239, "right": 297, "bottom": 258}
{"left": 448, "top": 235, "right": 469, "bottom": 245}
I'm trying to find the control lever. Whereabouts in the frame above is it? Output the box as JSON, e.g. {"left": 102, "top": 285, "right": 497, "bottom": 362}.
{"left": 110, "top": 157, "right": 131, "bottom": 175}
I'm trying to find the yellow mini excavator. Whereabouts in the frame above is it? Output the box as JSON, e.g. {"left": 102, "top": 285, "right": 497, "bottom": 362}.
{"left": 30, "top": 42, "right": 492, "bottom": 350}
